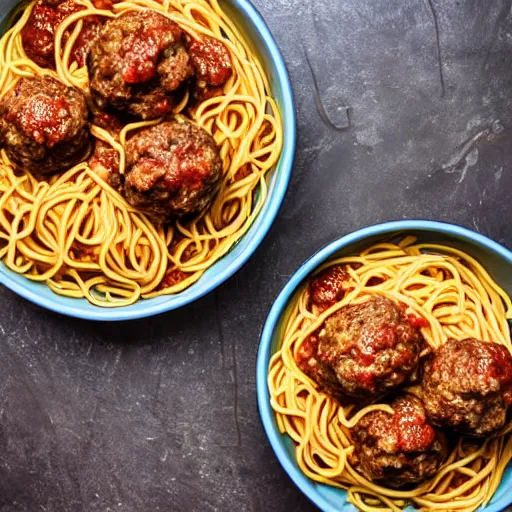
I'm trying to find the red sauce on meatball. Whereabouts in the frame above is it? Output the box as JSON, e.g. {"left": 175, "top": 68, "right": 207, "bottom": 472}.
{"left": 22, "top": 0, "right": 82, "bottom": 68}
{"left": 165, "top": 143, "right": 217, "bottom": 190}
{"left": 91, "top": 109, "right": 122, "bottom": 133}
{"left": 407, "top": 313, "right": 429, "bottom": 328}
{"left": 121, "top": 17, "right": 182, "bottom": 84}
{"left": 423, "top": 338, "right": 512, "bottom": 436}
{"left": 353, "top": 394, "right": 446, "bottom": 487}
{"left": 6, "top": 94, "right": 70, "bottom": 146}
{"left": 71, "top": 17, "right": 102, "bottom": 67}
{"left": 296, "top": 335, "right": 319, "bottom": 370}
{"left": 189, "top": 37, "right": 233, "bottom": 87}
{"left": 22, "top": 0, "right": 104, "bottom": 69}
{"left": 309, "top": 265, "right": 350, "bottom": 310}
{"left": 366, "top": 397, "right": 436, "bottom": 453}
{"left": 393, "top": 401, "right": 436, "bottom": 452}
{"left": 88, "top": 142, "right": 118, "bottom": 175}
{"left": 317, "top": 316, "right": 416, "bottom": 370}
{"left": 474, "top": 343, "right": 512, "bottom": 404}
{"left": 159, "top": 269, "right": 188, "bottom": 290}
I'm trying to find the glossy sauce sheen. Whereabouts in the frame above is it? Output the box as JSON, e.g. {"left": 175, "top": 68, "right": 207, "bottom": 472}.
{"left": 22, "top": 0, "right": 81, "bottom": 68}
{"left": 21, "top": 0, "right": 106, "bottom": 69}
{"left": 364, "top": 396, "right": 436, "bottom": 452}
{"left": 158, "top": 269, "right": 188, "bottom": 289}
{"left": 189, "top": 38, "right": 233, "bottom": 87}
{"left": 309, "top": 265, "right": 351, "bottom": 310}
{"left": 7, "top": 95, "right": 70, "bottom": 146}
{"left": 121, "top": 17, "right": 182, "bottom": 84}
{"left": 71, "top": 18, "right": 102, "bottom": 67}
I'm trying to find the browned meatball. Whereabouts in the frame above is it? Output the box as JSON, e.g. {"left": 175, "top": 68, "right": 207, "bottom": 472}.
{"left": 297, "top": 295, "right": 424, "bottom": 402}
{"left": 352, "top": 394, "right": 447, "bottom": 488}
{"left": 0, "top": 76, "right": 90, "bottom": 175}
{"left": 188, "top": 37, "right": 233, "bottom": 101}
{"left": 21, "top": 0, "right": 82, "bottom": 69}
{"left": 309, "top": 265, "right": 352, "bottom": 311}
{"left": 88, "top": 11, "right": 194, "bottom": 119}
{"left": 21, "top": 0, "right": 103, "bottom": 69}
{"left": 123, "top": 120, "right": 222, "bottom": 221}
{"left": 423, "top": 338, "right": 512, "bottom": 437}
{"left": 88, "top": 140, "right": 119, "bottom": 186}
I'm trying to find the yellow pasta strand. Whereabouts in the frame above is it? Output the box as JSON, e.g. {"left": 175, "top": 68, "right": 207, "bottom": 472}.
{"left": 0, "top": 0, "right": 283, "bottom": 306}
{"left": 268, "top": 238, "right": 512, "bottom": 512}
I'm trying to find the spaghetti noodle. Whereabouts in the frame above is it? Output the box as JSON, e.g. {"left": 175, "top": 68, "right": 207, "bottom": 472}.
{"left": 268, "top": 237, "right": 512, "bottom": 511}
{"left": 0, "top": 0, "right": 282, "bottom": 306}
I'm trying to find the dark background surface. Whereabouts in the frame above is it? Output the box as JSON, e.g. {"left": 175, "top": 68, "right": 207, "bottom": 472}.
{"left": 1, "top": 0, "right": 512, "bottom": 511}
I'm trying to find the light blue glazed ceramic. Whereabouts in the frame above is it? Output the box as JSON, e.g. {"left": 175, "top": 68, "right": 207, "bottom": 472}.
{"left": 257, "top": 220, "right": 512, "bottom": 512}
{"left": 0, "top": 0, "right": 296, "bottom": 320}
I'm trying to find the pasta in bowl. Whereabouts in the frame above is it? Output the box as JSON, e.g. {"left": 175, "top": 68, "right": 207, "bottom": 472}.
{"left": 257, "top": 220, "right": 512, "bottom": 512}
{"left": 0, "top": 0, "right": 295, "bottom": 319}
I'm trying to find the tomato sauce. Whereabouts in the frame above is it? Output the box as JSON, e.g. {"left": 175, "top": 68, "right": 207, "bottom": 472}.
{"left": 407, "top": 313, "right": 429, "bottom": 328}
{"left": 163, "top": 143, "right": 213, "bottom": 191}
{"left": 121, "top": 18, "right": 182, "bottom": 84}
{"left": 370, "top": 399, "right": 436, "bottom": 453}
{"left": 159, "top": 269, "right": 188, "bottom": 290}
{"left": 309, "top": 265, "right": 350, "bottom": 310}
{"left": 22, "top": 0, "right": 82, "bottom": 68}
{"left": 189, "top": 37, "right": 233, "bottom": 87}
{"left": 7, "top": 95, "right": 69, "bottom": 146}
{"left": 480, "top": 344, "right": 512, "bottom": 404}
{"left": 22, "top": 0, "right": 107, "bottom": 69}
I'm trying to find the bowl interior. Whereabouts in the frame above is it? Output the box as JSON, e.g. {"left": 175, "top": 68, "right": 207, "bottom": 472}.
{"left": 0, "top": 0, "right": 295, "bottom": 320}
{"left": 258, "top": 222, "right": 512, "bottom": 512}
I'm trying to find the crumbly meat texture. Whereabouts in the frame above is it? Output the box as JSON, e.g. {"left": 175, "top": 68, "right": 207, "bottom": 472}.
{"left": 352, "top": 394, "right": 447, "bottom": 488}
{"left": 188, "top": 37, "right": 233, "bottom": 100}
{"left": 21, "top": 0, "right": 102, "bottom": 69}
{"left": 309, "top": 265, "right": 352, "bottom": 311}
{"left": 123, "top": 120, "right": 222, "bottom": 221}
{"left": 297, "top": 295, "right": 424, "bottom": 402}
{"left": 422, "top": 338, "right": 512, "bottom": 437}
{"left": 0, "top": 75, "right": 90, "bottom": 175}
{"left": 21, "top": 0, "right": 81, "bottom": 68}
{"left": 88, "top": 140, "right": 120, "bottom": 186}
{"left": 88, "top": 11, "right": 194, "bottom": 119}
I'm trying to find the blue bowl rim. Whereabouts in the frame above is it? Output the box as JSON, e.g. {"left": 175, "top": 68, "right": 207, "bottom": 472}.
{"left": 256, "top": 219, "right": 512, "bottom": 512}
{"left": 0, "top": 0, "right": 297, "bottom": 321}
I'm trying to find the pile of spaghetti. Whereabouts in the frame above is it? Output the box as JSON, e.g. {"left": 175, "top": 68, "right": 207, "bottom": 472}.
{"left": 0, "top": 0, "right": 282, "bottom": 306}
{"left": 268, "top": 237, "right": 512, "bottom": 511}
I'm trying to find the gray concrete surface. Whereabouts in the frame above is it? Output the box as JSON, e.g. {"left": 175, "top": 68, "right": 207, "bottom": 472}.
{"left": 1, "top": 0, "right": 512, "bottom": 510}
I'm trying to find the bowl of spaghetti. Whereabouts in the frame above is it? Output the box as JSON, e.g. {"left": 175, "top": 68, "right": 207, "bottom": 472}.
{"left": 0, "top": 0, "right": 295, "bottom": 319}
{"left": 257, "top": 220, "right": 512, "bottom": 512}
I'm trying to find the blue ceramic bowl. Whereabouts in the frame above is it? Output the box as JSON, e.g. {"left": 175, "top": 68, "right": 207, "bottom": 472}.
{"left": 257, "top": 220, "right": 512, "bottom": 512}
{"left": 0, "top": 0, "right": 296, "bottom": 320}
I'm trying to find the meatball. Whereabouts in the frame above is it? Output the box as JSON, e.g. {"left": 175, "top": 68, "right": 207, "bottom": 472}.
{"left": 21, "top": 0, "right": 82, "bottom": 68}
{"left": 71, "top": 17, "right": 103, "bottom": 68}
{"left": 352, "top": 394, "right": 447, "bottom": 488}
{"left": 88, "top": 141, "right": 119, "bottom": 186}
{"left": 0, "top": 76, "right": 90, "bottom": 175}
{"left": 189, "top": 37, "right": 232, "bottom": 87}
{"left": 88, "top": 11, "right": 194, "bottom": 119}
{"left": 298, "top": 295, "right": 424, "bottom": 402}
{"left": 123, "top": 120, "right": 222, "bottom": 221}
{"left": 309, "top": 265, "right": 352, "bottom": 311}
{"left": 423, "top": 338, "right": 512, "bottom": 437}
{"left": 188, "top": 37, "right": 233, "bottom": 100}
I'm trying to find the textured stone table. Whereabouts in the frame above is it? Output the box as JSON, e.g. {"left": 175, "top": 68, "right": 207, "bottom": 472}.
{"left": 1, "top": 0, "right": 512, "bottom": 511}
